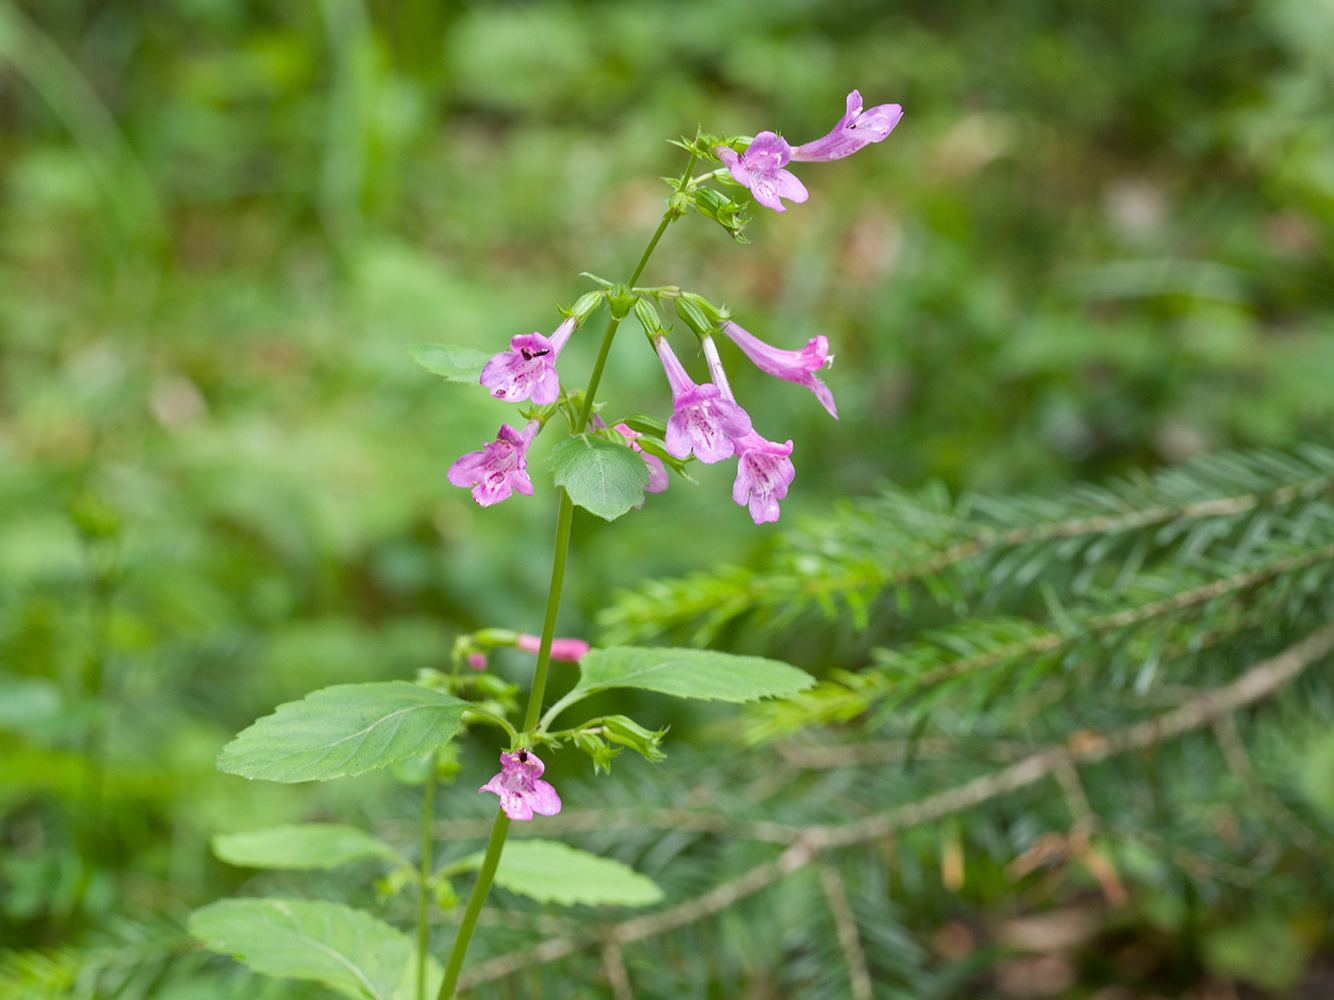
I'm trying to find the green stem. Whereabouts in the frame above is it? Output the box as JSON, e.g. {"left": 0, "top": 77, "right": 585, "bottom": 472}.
{"left": 438, "top": 811, "right": 510, "bottom": 997}
{"left": 436, "top": 148, "right": 698, "bottom": 999}
{"left": 417, "top": 755, "right": 436, "bottom": 1000}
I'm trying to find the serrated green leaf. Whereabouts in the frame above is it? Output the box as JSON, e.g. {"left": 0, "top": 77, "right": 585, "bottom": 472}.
{"left": 218, "top": 682, "right": 467, "bottom": 783}
{"left": 189, "top": 898, "right": 412, "bottom": 1000}
{"left": 548, "top": 435, "right": 650, "bottom": 521}
{"left": 460, "top": 840, "right": 663, "bottom": 906}
{"left": 212, "top": 824, "right": 400, "bottom": 870}
{"left": 407, "top": 343, "right": 491, "bottom": 383}
{"left": 570, "top": 646, "right": 813, "bottom": 703}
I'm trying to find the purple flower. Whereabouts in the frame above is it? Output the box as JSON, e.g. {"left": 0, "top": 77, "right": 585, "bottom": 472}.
{"left": 701, "top": 335, "right": 797, "bottom": 524}
{"left": 790, "top": 90, "right": 903, "bottom": 162}
{"left": 479, "top": 749, "right": 561, "bottom": 821}
{"left": 716, "top": 132, "right": 809, "bottom": 214}
{"left": 479, "top": 317, "right": 577, "bottom": 405}
{"left": 656, "top": 337, "right": 751, "bottom": 463}
{"left": 516, "top": 633, "right": 590, "bottom": 662}
{"left": 447, "top": 420, "right": 539, "bottom": 506}
{"left": 732, "top": 431, "right": 796, "bottom": 524}
{"left": 722, "top": 321, "right": 838, "bottom": 419}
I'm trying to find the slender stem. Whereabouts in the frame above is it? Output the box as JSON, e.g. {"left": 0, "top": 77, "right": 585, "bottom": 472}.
{"left": 438, "top": 811, "right": 511, "bottom": 998}
{"left": 437, "top": 148, "right": 697, "bottom": 999}
{"left": 417, "top": 755, "right": 437, "bottom": 1000}
{"left": 522, "top": 491, "right": 575, "bottom": 731}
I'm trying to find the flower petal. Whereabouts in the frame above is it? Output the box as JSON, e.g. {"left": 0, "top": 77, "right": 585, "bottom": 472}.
{"left": 528, "top": 779, "right": 562, "bottom": 816}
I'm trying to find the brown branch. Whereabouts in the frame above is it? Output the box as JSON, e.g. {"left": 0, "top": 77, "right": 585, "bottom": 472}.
{"left": 455, "top": 625, "right": 1334, "bottom": 990}
{"left": 819, "top": 863, "right": 873, "bottom": 1000}
{"left": 601, "top": 941, "right": 634, "bottom": 1000}
{"left": 777, "top": 738, "right": 1030, "bottom": 768}
{"left": 1211, "top": 714, "right": 1331, "bottom": 860}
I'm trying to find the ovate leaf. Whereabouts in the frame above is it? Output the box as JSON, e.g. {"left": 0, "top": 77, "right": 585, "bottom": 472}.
{"left": 218, "top": 682, "right": 467, "bottom": 783}
{"left": 548, "top": 435, "right": 650, "bottom": 521}
{"left": 408, "top": 343, "right": 491, "bottom": 383}
{"left": 460, "top": 839, "right": 663, "bottom": 906}
{"left": 189, "top": 898, "right": 411, "bottom": 1000}
{"left": 212, "top": 824, "right": 401, "bottom": 870}
{"left": 571, "top": 646, "right": 813, "bottom": 703}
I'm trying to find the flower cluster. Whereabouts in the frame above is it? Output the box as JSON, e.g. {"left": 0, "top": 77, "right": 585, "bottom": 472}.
{"left": 717, "top": 90, "right": 903, "bottom": 213}
{"left": 448, "top": 88, "right": 899, "bottom": 525}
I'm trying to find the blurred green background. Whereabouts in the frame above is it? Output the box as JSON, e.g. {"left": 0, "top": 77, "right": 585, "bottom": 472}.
{"left": 2, "top": 0, "right": 1332, "bottom": 995}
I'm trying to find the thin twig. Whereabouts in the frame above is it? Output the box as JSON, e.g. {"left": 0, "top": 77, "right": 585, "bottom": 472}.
{"left": 818, "top": 863, "right": 873, "bottom": 1000}
{"left": 455, "top": 625, "right": 1334, "bottom": 989}
{"left": 1211, "top": 714, "right": 1330, "bottom": 859}
{"left": 777, "top": 739, "right": 1030, "bottom": 768}
{"left": 601, "top": 941, "right": 634, "bottom": 1000}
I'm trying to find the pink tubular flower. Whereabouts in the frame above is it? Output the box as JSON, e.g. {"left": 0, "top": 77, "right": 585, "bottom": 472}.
{"left": 716, "top": 132, "right": 809, "bottom": 214}
{"left": 790, "top": 90, "right": 903, "bottom": 162}
{"left": 656, "top": 337, "right": 751, "bottom": 463}
{"left": 479, "top": 749, "right": 561, "bottom": 821}
{"left": 732, "top": 431, "right": 796, "bottom": 524}
{"left": 722, "top": 321, "right": 838, "bottom": 419}
{"left": 447, "top": 420, "right": 540, "bottom": 506}
{"left": 701, "top": 334, "right": 798, "bottom": 524}
{"left": 466, "top": 652, "right": 488, "bottom": 671}
{"left": 479, "top": 316, "right": 577, "bottom": 405}
{"left": 516, "top": 633, "right": 590, "bottom": 662}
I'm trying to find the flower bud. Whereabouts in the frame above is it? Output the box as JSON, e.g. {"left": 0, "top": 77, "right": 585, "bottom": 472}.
{"left": 568, "top": 290, "right": 605, "bottom": 319}
{"left": 633, "top": 298, "right": 667, "bottom": 336}
{"left": 606, "top": 283, "right": 637, "bottom": 320}
{"left": 694, "top": 188, "right": 749, "bottom": 243}
{"left": 674, "top": 297, "right": 714, "bottom": 338}
{"left": 601, "top": 715, "right": 667, "bottom": 762}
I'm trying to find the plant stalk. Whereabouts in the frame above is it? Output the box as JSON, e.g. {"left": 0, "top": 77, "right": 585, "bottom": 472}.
{"left": 437, "top": 149, "right": 697, "bottom": 998}
{"left": 417, "top": 755, "right": 437, "bottom": 1000}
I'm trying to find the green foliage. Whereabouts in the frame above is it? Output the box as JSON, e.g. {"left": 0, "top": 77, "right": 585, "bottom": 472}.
{"left": 558, "top": 646, "right": 813, "bottom": 710}
{"left": 547, "top": 435, "right": 650, "bottom": 521}
{"left": 211, "top": 824, "right": 403, "bottom": 871}
{"left": 407, "top": 344, "right": 491, "bottom": 384}
{"left": 458, "top": 840, "right": 664, "bottom": 907}
{"left": 189, "top": 898, "right": 424, "bottom": 1000}
{"left": 4, "top": 0, "right": 1334, "bottom": 996}
{"left": 217, "top": 683, "right": 467, "bottom": 783}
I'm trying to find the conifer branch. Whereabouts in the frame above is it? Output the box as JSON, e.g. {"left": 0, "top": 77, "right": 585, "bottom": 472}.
{"left": 818, "top": 863, "right": 873, "bottom": 1000}
{"left": 600, "top": 445, "right": 1334, "bottom": 645}
{"left": 455, "top": 625, "right": 1334, "bottom": 988}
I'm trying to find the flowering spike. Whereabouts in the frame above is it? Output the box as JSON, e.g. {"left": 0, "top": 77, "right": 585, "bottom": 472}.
{"left": 516, "top": 633, "right": 590, "bottom": 662}
{"left": 716, "top": 132, "right": 809, "bottom": 214}
{"left": 722, "top": 321, "right": 838, "bottom": 419}
{"left": 479, "top": 750, "right": 561, "bottom": 821}
{"left": 479, "top": 317, "right": 577, "bottom": 405}
{"left": 790, "top": 90, "right": 903, "bottom": 163}
{"left": 447, "top": 420, "right": 540, "bottom": 507}
{"left": 655, "top": 337, "right": 751, "bottom": 463}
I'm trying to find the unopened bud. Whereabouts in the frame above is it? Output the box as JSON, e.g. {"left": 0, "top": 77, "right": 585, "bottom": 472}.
{"left": 568, "top": 290, "right": 604, "bottom": 320}
{"left": 606, "top": 283, "right": 636, "bottom": 320}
